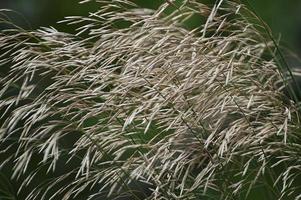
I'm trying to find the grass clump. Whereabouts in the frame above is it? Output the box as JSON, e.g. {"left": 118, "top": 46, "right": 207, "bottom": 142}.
{"left": 0, "top": 0, "right": 301, "bottom": 199}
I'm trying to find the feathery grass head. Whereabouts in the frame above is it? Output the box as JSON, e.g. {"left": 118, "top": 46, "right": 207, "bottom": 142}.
{"left": 0, "top": 0, "right": 301, "bottom": 199}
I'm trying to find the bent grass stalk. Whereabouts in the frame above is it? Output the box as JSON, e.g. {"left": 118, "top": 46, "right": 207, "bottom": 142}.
{"left": 0, "top": 0, "right": 301, "bottom": 199}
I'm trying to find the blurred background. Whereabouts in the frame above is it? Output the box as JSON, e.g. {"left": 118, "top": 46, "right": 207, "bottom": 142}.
{"left": 0, "top": 0, "right": 301, "bottom": 199}
{"left": 1, "top": 0, "right": 301, "bottom": 54}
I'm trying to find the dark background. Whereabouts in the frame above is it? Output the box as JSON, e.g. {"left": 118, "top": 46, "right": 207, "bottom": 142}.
{"left": 1, "top": 0, "right": 301, "bottom": 54}
{"left": 0, "top": 0, "right": 301, "bottom": 199}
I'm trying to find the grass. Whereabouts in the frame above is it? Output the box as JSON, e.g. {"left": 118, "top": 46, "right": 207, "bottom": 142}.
{"left": 0, "top": 0, "right": 301, "bottom": 199}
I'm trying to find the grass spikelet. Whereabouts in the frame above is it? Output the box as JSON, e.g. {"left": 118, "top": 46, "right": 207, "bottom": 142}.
{"left": 0, "top": 0, "right": 301, "bottom": 199}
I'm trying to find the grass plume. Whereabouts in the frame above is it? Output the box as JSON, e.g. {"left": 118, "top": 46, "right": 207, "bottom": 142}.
{"left": 0, "top": 0, "right": 301, "bottom": 199}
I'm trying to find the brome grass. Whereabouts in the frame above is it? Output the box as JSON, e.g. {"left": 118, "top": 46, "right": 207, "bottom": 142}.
{"left": 0, "top": 0, "right": 301, "bottom": 199}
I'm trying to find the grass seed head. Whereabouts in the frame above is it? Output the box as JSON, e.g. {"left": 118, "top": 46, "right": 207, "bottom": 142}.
{"left": 0, "top": 0, "right": 301, "bottom": 199}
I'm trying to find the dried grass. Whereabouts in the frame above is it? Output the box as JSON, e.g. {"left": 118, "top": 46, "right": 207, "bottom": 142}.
{"left": 0, "top": 0, "right": 301, "bottom": 199}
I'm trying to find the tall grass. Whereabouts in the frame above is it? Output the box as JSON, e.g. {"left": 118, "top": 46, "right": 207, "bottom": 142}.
{"left": 0, "top": 0, "right": 301, "bottom": 199}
